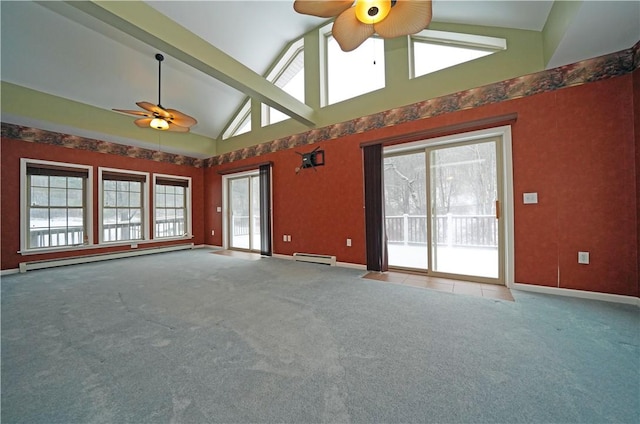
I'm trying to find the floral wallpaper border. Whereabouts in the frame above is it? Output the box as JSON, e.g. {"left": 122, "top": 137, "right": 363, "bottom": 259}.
{"left": 2, "top": 42, "right": 638, "bottom": 169}
{"left": 206, "top": 42, "right": 639, "bottom": 167}
{"left": 0, "top": 124, "right": 204, "bottom": 168}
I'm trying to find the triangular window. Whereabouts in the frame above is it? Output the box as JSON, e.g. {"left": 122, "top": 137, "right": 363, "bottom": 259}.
{"left": 410, "top": 30, "right": 506, "bottom": 78}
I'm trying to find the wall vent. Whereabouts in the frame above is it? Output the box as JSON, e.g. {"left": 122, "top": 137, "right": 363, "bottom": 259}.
{"left": 293, "top": 252, "right": 336, "bottom": 266}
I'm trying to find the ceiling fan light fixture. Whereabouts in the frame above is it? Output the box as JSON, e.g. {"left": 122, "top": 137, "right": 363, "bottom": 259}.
{"left": 355, "top": 0, "right": 392, "bottom": 24}
{"left": 150, "top": 117, "right": 169, "bottom": 131}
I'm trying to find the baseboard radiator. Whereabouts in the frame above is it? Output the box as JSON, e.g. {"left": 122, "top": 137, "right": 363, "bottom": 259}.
{"left": 293, "top": 252, "right": 336, "bottom": 266}
{"left": 19, "top": 243, "right": 193, "bottom": 273}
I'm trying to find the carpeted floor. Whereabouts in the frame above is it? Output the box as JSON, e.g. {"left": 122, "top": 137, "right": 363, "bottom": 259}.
{"left": 2, "top": 248, "right": 638, "bottom": 423}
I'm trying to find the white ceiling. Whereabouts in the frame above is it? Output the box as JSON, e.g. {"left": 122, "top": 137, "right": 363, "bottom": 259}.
{"left": 1, "top": 1, "right": 639, "bottom": 142}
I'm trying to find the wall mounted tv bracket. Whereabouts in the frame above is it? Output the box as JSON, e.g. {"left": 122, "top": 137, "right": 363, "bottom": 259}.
{"left": 296, "top": 146, "right": 325, "bottom": 173}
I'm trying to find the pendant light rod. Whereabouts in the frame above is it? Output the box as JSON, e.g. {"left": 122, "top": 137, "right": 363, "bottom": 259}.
{"left": 156, "top": 53, "right": 164, "bottom": 108}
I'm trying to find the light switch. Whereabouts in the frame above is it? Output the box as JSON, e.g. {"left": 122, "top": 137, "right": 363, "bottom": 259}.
{"left": 216, "top": 206, "right": 222, "bottom": 212}
{"left": 523, "top": 192, "right": 538, "bottom": 204}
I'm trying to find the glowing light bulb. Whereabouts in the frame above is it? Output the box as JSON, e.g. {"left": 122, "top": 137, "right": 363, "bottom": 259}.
{"left": 355, "top": 0, "right": 392, "bottom": 24}
{"left": 150, "top": 118, "right": 169, "bottom": 130}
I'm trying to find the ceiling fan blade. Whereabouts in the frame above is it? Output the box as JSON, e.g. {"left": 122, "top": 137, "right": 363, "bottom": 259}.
{"left": 133, "top": 118, "right": 154, "bottom": 128}
{"left": 166, "top": 122, "right": 190, "bottom": 133}
{"left": 112, "top": 108, "right": 153, "bottom": 118}
{"left": 136, "top": 101, "right": 171, "bottom": 119}
{"left": 332, "top": 7, "right": 375, "bottom": 51}
{"left": 375, "top": 0, "right": 432, "bottom": 39}
{"left": 165, "top": 109, "right": 197, "bottom": 128}
{"left": 293, "top": 0, "right": 353, "bottom": 18}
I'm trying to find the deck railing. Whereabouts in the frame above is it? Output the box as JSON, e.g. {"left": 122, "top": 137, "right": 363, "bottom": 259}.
{"left": 28, "top": 218, "right": 186, "bottom": 248}
{"left": 231, "top": 215, "right": 261, "bottom": 236}
{"left": 386, "top": 214, "right": 497, "bottom": 248}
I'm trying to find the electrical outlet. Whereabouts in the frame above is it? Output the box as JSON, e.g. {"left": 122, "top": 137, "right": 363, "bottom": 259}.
{"left": 211, "top": 230, "right": 215, "bottom": 236}
{"left": 288, "top": 235, "right": 292, "bottom": 242}
{"left": 283, "top": 235, "right": 287, "bottom": 242}
{"left": 346, "top": 238, "right": 352, "bottom": 247}
{"left": 578, "top": 251, "right": 590, "bottom": 264}
{"left": 131, "top": 243, "right": 138, "bottom": 249}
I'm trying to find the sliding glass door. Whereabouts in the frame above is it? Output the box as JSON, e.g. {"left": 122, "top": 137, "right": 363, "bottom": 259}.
{"left": 384, "top": 137, "right": 503, "bottom": 283}
{"left": 228, "top": 173, "right": 261, "bottom": 251}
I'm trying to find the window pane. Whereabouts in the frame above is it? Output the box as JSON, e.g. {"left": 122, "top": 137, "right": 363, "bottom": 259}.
{"left": 68, "top": 177, "right": 83, "bottom": 189}
{"left": 50, "top": 188, "right": 67, "bottom": 207}
{"left": 104, "top": 180, "right": 117, "bottom": 191}
{"left": 413, "top": 41, "right": 493, "bottom": 78}
{"left": 116, "top": 181, "right": 129, "bottom": 191}
{"left": 104, "top": 190, "right": 116, "bottom": 207}
{"left": 116, "top": 191, "right": 129, "bottom": 207}
{"left": 30, "top": 208, "right": 49, "bottom": 228}
{"left": 129, "top": 209, "right": 142, "bottom": 224}
{"left": 68, "top": 208, "right": 84, "bottom": 227}
{"left": 103, "top": 208, "right": 116, "bottom": 225}
{"left": 327, "top": 35, "right": 385, "bottom": 105}
{"left": 156, "top": 192, "right": 166, "bottom": 207}
{"left": 166, "top": 193, "right": 176, "bottom": 208}
{"left": 130, "top": 192, "right": 141, "bottom": 207}
{"left": 50, "top": 208, "right": 67, "bottom": 229}
{"left": 31, "top": 175, "right": 49, "bottom": 187}
{"left": 68, "top": 188, "right": 83, "bottom": 207}
{"left": 130, "top": 182, "right": 141, "bottom": 192}
{"left": 50, "top": 176, "right": 67, "bottom": 188}
{"left": 31, "top": 187, "right": 49, "bottom": 206}
{"left": 175, "top": 192, "right": 184, "bottom": 208}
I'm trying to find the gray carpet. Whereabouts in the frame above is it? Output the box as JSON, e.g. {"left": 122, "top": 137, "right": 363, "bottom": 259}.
{"left": 2, "top": 248, "right": 638, "bottom": 423}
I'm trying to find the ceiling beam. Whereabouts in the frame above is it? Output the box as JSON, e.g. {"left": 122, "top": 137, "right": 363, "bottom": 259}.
{"left": 63, "top": 0, "right": 316, "bottom": 128}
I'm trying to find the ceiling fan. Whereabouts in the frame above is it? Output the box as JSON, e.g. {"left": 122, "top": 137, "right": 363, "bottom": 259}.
{"left": 113, "top": 53, "right": 197, "bottom": 133}
{"left": 294, "top": 0, "right": 433, "bottom": 52}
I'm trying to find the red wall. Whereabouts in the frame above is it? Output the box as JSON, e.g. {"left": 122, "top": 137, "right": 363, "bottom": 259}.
{"left": 205, "top": 74, "right": 638, "bottom": 296}
{"left": 2, "top": 74, "right": 637, "bottom": 297}
{"left": 0, "top": 138, "right": 205, "bottom": 270}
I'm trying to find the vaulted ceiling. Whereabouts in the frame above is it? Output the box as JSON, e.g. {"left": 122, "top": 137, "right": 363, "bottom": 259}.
{"left": 2, "top": 1, "right": 639, "bottom": 157}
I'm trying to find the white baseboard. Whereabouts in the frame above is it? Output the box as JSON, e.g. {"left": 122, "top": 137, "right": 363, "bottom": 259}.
{"left": 1, "top": 268, "right": 20, "bottom": 276}
{"left": 273, "top": 253, "right": 366, "bottom": 270}
{"left": 512, "top": 283, "right": 639, "bottom": 306}
{"left": 18, "top": 243, "right": 194, "bottom": 273}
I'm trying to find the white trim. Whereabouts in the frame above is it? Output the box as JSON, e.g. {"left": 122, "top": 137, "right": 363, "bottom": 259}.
{"left": 1, "top": 269, "right": 20, "bottom": 276}
{"left": 18, "top": 243, "right": 193, "bottom": 273}
{"left": 412, "top": 29, "right": 507, "bottom": 51}
{"left": 153, "top": 173, "right": 192, "bottom": 240}
{"left": 98, "top": 167, "right": 150, "bottom": 244}
{"left": 222, "top": 169, "right": 261, "bottom": 251}
{"left": 20, "top": 158, "right": 94, "bottom": 253}
{"left": 513, "top": 283, "right": 640, "bottom": 306}
{"left": 384, "top": 125, "right": 515, "bottom": 287}
{"left": 273, "top": 253, "right": 366, "bottom": 270}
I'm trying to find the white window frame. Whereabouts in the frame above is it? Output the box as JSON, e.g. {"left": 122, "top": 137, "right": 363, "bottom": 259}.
{"left": 261, "top": 38, "right": 305, "bottom": 127}
{"left": 320, "top": 23, "right": 386, "bottom": 107}
{"left": 153, "top": 173, "right": 192, "bottom": 240}
{"left": 409, "top": 30, "right": 507, "bottom": 79}
{"left": 222, "top": 100, "right": 251, "bottom": 140}
{"left": 19, "top": 158, "right": 93, "bottom": 254}
{"left": 98, "top": 167, "right": 149, "bottom": 244}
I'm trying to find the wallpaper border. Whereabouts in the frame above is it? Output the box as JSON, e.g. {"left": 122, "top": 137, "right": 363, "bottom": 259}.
{"left": 2, "top": 42, "right": 638, "bottom": 169}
